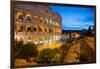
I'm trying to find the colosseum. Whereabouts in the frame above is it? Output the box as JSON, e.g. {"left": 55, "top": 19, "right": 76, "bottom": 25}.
{"left": 14, "top": 4, "right": 62, "bottom": 45}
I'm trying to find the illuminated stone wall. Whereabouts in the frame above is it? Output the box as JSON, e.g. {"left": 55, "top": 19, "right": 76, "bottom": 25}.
{"left": 15, "top": 4, "right": 62, "bottom": 44}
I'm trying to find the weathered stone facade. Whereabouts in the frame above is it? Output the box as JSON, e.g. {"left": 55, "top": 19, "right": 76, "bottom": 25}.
{"left": 15, "top": 4, "right": 62, "bottom": 44}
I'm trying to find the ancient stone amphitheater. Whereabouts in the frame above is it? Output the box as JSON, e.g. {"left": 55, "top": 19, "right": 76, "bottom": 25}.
{"left": 15, "top": 4, "right": 62, "bottom": 45}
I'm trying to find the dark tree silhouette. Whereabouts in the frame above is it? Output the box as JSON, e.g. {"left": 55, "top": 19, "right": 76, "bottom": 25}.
{"left": 14, "top": 40, "right": 24, "bottom": 58}
{"left": 86, "top": 26, "right": 93, "bottom": 36}
{"left": 21, "top": 42, "right": 38, "bottom": 57}
{"left": 15, "top": 42, "right": 38, "bottom": 62}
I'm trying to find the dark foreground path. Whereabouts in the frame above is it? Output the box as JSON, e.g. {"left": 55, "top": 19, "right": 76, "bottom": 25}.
{"left": 64, "top": 42, "right": 80, "bottom": 63}
{"left": 80, "top": 38, "right": 96, "bottom": 63}
{"left": 64, "top": 37, "right": 96, "bottom": 63}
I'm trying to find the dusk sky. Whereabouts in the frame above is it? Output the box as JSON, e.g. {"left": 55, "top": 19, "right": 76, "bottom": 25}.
{"left": 49, "top": 5, "right": 95, "bottom": 30}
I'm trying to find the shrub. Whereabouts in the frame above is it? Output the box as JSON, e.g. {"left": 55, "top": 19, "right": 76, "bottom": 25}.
{"left": 14, "top": 41, "right": 24, "bottom": 58}
{"left": 15, "top": 42, "right": 38, "bottom": 62}
{"left": 38, "top": 48, "right": 57, "bottom": 64}
{"left": 20, "top": 42, "right": 38, "bottom": 58}
{"left": 65, "top": 38, "right": 74, "bottom": 43}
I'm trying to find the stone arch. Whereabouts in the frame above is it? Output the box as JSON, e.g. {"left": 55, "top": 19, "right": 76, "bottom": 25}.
{"left": 17, "top": 26, "right": 24, "bottom": 32}
{"left": 45, "top": 28, "right": 48, "bottom": 32}
{"left": 49, "top": 28, "right": 52, "bottom": 33}
{"left": 33, "top": 26, "right": 38, "bottom": 32}
{"left": 27, "top": 37, "right": 32, "bottom": 42}
{"left": 49, "top": 28, "right": 55, "bottom": 33}
{"left": 39, "top": 17, "right": 44, "bottom": 23}
{"left": 16, "top": 9, "right": 23, "bottom": 21}
{"left": 38, "top": 26, "right": 43, "bottom": 32}
{"left": 27, "top": 26, "right": 31, "bottom": 32}
{"left": 25, "top": 9, "right": 32, "bottom": 22}
{"left": 33, "top": 16, "right": 38, "bottom": 23}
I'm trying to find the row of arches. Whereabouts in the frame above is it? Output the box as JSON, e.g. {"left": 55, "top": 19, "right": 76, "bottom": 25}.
{"left": 16, "top": 25, "right": 61, "bottom": 33}
{"left": 16, "top": 35, "right": 61, "bottom": 44}
{"left": 16, "top": 9, "right": 60, "bottom": 27}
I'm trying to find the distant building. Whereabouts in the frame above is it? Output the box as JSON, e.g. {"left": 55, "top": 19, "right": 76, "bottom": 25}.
{"left": 14, "top": 4, "right": 62, "bottom": 44}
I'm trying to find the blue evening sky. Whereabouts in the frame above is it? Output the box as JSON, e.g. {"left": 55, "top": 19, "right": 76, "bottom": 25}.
{"left": 49, "top": 5, "right": 95, "bottom": 30}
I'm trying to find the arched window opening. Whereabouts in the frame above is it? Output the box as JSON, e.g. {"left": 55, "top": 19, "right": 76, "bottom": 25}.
{"left": 27, "top": 27, "right": 31, "bottom": 32}
{"left": 18, "top": 26, "right": 24, "bottom": 32}
{"left": 17, "top": 14, "right": 23, "bottom": 21}
{"left": 26, "top": 10, "right": 32, "bottom": 22}
{"left": 28, "top": 37, "right": 31, "bottom": 39}
{"left": 44, "top": 19, "right": 48, "bottom": 24}
{"left": 26, "top": 16, "right": 32, "bottom": 22}
{"left": 28, "top": 37, "right": 32, "bottom": 42}
{"left": 33, "top": 27, "right": 37, "bottom": 32}
{"left": 49, "top": 28, "right": 54, "bottom": 33}
{"left": 49, "top": 28, "right": 52, "bottom": 33}
{"left": 38, "top": 26, "right": 42, "bottom": 32}
{"left": 45, "top": 29, "right": 47, "bottom": 32}
{"left": 16, "top": 9, "right": 23, "bottom": 21}
{"left": 18, "top": 15, "right": 23, "bottom": 20}
{"left": 40, "top": 17, "right": 44, "bottom": 23}
{"left": 33, "top": 16, "right": 38, "bottom": 23}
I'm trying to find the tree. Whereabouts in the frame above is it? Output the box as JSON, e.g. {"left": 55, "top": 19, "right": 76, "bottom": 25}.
{"left": 86, "top": 26, "right": 93, "bottom": 36}
{"left": 60, "top": 44, "right": 67, "bottom": 54}
{"left": 15, "top": 42, "right": 38, "bottom": 62}
{"left": 22, "top": 42, "right": 38, "bottom": 57}
{"left": 14, "top": 40, "right": 24, "bottom": 58}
